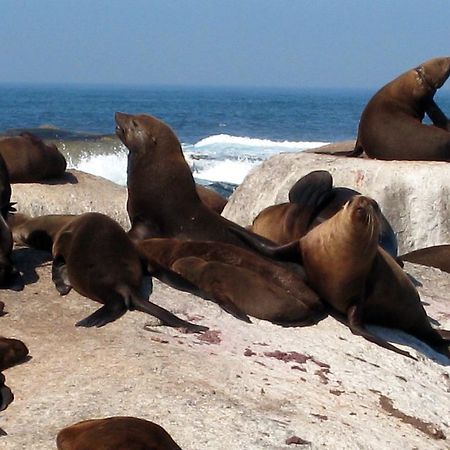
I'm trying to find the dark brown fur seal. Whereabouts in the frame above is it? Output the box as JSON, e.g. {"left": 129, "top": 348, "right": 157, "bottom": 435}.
{"left": 138, "top": 238, "right": 325, "bottom": 325}
{"left": 115, "top": 112, "right": 269, "bottom": 249}
{"left": 51, "top": 212, "right": 207, "bottom": 332}
{"left": 0, "top": 336, "right": 29, "bottom": 371}
{"left": 0, "top": 133, "right": 67, "bottom": 182}
{"left": 251, "top": 170, "right": 398, "bottom": 256}
{"left": 400, "top": 245, "right": 450, "bottom": 273}
{"left": 0, "top": 372, "right": 13, "bottom": 412}
{"left": 8, "top": 213, "right": 78, "bottom": 252}
{"left": 353, "top": 57, "right": 450, "bottom": 160}
{"left": 56, "top": 416, "right": 182, "bottom": 450}
{"left": 233, "top": 196, "right": 450, "bottom": 359}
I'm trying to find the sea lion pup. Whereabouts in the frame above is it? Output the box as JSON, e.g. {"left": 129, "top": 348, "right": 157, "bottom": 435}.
{"left": 0, "top": 373, "right": 13, "bottom": 412}
{"left": 351, "top": 56, "right": 450, "bottom": 160}
{"left": 8, "top": 213, "right": 78, "bottom": 252}
{"left": 400, "top": 244, "right": 450, "bottom": 274}
{"left": 51, "top": 212, "right": 207, "bottom": 331}
{"left": 0, "top": 132, "right": 67, "bottom": 182}
{"left": 0, "top": 336, "right": 29, "bottom": 371}
{"left": 56, "top": 416, "right": 182, "bottom": 450}
{"left": 233, "top": 196, "right": 450, "bottom": 359}
{"left": 251, "top": 170, "right": 398, "bottom": 256}
{"left": 115, "top": 112, "right": 270, "bottom": 249}
{"left": 195, "top": 184, "right": 227, "bottom": 213}
{"left": 138, "top": 239, "right": 325, "bottom": 325}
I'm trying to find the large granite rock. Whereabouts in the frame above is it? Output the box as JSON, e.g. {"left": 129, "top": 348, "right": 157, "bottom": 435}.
{"left": 223, "top": 149, "right": 450, "bottom": 254}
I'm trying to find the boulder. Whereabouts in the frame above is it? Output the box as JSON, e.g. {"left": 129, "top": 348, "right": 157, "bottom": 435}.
{"left": 223, "top": 148, "right": 450, "bottom": 253}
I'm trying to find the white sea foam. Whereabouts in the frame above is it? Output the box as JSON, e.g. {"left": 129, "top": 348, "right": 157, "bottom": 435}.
{"left": 66, "top": 134, "right": 328, "bottom": 186}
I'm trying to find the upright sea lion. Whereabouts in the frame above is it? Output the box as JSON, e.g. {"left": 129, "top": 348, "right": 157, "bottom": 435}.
{"left": 56, "top": 416, "right": 182, "bottom": 450}
{"left": 353, "top": 56, "right": 450, "bottom": 160}
{"left": 115, "top": 112, "right": 269, "bottom": 249}
{"left": 251, "top": 170, "right": 398, "bottom": 256}
{"left": 8, "top": 213, "right": 78, "bottom": 252}
{"left": 0, "top": 133, "right": 67, "bottom": 182}
{"left": 400, "top": 244, "right": 450, "bottom": 274}
{"left": 233, "top": 196, "right": 450, "bottom": 359}
{"left": 0, "top": 373, "right": 13, "bottom": 412}
{"left": 51, "top": 212, "right": 207, "bottom": 332}
{"left": 138, "top": 238, "right": 325, "bottom": 325}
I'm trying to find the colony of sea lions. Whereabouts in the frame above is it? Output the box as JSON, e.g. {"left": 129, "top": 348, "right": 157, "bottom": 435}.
{"left": 1, "top": 56, "right": 450, "bottom": 447}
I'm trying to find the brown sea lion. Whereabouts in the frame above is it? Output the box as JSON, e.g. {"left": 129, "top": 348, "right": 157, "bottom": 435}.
{"left": 0, "top": 133, "right": 67, "bottom": 182}
{"left": 352, "top": 56, "right": 450, "bottom": 160}
{"left": 400, "top": 245, "right": 450, "bottom": 274}
{"left": 233, "top": 196, "right": 450, "bottom": 359}
{"left": 138, "top": 238, "right": 325, "bottom": 325}
{"left": 0, "top": 336, "right": 29, "bottom": 371}
{"left": 115, "top": 112, "right": 270, "bottom": 249}
{"left": 0, "top": 372, "right": 13, "bottom": 412}
{"left": 51, "top": 212, "right": 207, "bottom": 332}
{"left": 195, "top": 184, "right": 227, "bottom": 213}
{"left": 8, "top": 213, "right": 78, "bottom": 252}
{"left": 56, "top": 416, "right": 182, "bottom": 450}
{"left": 251, "top": 170, "right": 398, "bottom": 256}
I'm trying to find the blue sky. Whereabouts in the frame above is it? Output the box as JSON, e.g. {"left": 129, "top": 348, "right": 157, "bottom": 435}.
{"left": 1, "top": 0, "right": 449, "bottom": 89}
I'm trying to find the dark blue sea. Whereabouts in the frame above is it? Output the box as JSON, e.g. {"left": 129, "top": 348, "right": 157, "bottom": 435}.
{"left": 1, "top": 84, "right": 449, "bottom": 187}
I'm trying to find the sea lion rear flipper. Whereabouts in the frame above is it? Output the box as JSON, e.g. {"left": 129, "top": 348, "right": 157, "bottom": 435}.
{"left": 76, "top": 302, "right": 127, "bottom": 328}
{"left": 347, "top": 304, "right": 417, "bottom": 360}
{"left": 230, "top": 227, "right": 302, "bottom": 263}
{"left": 51, "top": 256, "right": 72, "bottom": 295}
{"left": 288, "top": 170, "right": 333, "bottom": 205}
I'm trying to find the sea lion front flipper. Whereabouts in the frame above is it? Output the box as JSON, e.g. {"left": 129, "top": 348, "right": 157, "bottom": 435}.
{"left": 51, "top": 256, "right": 72, "bottom": 295}
{"left": 76, "top": 302, "right": 127, "bottom": 328}
{"left": 424, "top": 99, "right": 450, "bottom": 130}
{"left": 230, "top": 227, "right": 302, "bottom": 263}
{"left": 288, "top": 170, "right": 333, "bottom": 205}
{"left": 347, "top": 304, "right": 417, "bottom": 360}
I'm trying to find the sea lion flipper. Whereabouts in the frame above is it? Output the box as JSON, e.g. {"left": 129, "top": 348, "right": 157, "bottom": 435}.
{"left": 424, "top": 99, "right": 449, "bottom": 130}
{"left": 230, "top": 227, "right": 302, "bottom": 263}
{"left": 51, "top": 256, "right": 72, "bottom": 295}
{"left": 347, "top": 304, "right": 417, "bottom": 360}
{"left": 288, "top": 170, "right": 333, "bottom": 205}
{"left": 76, "top": 302, "right": 127, "bottom": 328}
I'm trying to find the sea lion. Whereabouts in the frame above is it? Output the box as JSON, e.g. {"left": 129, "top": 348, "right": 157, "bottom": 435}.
{"left": 0, "top": 336, "right": 29, "bottom": 371}
{"left": 400, "top": 245, "right": 450, "bottom": 273}
{"left": 56, "top": 416, "right": 182, "bottom": 450}
{"left": 251, "top": 170, "right": 398, "bottom": 256}
{"left": 0, "top": 133, "right": 67, "bottom": 182}
{"left": 51, "top": 212, "right": 207, "bottom": 332}
{"left": 0, "top": 154, "right": 22, "bottom": 289}
{"left": 8, "top": 213, "right": 78, "bottom": 252}
{"left": 0, "top": 373, "right": 13, "bottom": 412}
{"left": 138, "top": 238, "right": 325, "bottom": 325}
{"left": 195, "top": 184, "right": 227, "bottom": 213}
{"left": 233, "top": 195, "right": 450, "bottom": 359}
{"left": 352, "top": 56, "right": 450, "bottom": 160}
{"left": 115, "top": 112, "right": 270, "bottom": 249}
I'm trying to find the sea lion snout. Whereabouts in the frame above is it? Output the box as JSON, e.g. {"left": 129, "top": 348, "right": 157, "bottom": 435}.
{"left": 346, "top": 195, "right": 380, "bottom": 224}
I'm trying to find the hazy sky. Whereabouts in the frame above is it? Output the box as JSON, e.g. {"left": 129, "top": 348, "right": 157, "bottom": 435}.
{"left": 1, "top": 0, "right": 449, "bottom": 89}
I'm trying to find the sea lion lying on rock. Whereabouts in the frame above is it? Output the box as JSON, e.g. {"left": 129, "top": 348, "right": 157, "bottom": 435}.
{"left": 250, "top": 170, "right": 398, "bottom": 256}
{"left": 233, "top": 196, "right": 450, "bottom": 359}
{"left": 0, "top": 133, "right": 67, "bottom": 182}
{"left": 51, "top": 212, "right": 207, "bottom": 332}
{"left": 352, "top": 56, "right": 450, "bottom": 160}
{"left": 138, "top": 238, "right": 325, "bottom": 326}
{"left": 56, "top": 416, "right": 182, "bottom": 450}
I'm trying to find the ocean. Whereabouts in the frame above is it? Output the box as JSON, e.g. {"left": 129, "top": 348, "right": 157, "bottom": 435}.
{"left": 2, "top": 84, "right": 450, "bottom": 195}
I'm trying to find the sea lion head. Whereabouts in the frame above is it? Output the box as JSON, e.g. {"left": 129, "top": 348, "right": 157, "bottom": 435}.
{"left": 342, "top": 195, "right": 381, "bottom": 239}
{"left": 415, "top": 56, "right": 450, "bottom": 90}
{"left": 115, "top": 112, "right": 180, "bottom": 155}
{"left": 0, "top": 373, "right": 13, "bottom": 412}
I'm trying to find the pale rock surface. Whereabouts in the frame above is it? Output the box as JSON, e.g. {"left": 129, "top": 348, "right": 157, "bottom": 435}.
{"left": 223, "top": 146, "right": 450, "bottom": 254}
